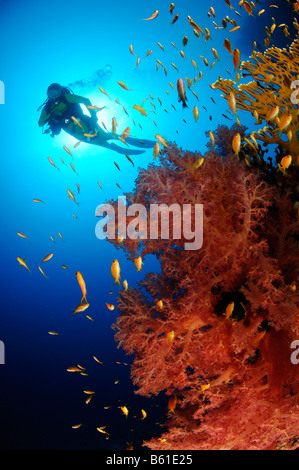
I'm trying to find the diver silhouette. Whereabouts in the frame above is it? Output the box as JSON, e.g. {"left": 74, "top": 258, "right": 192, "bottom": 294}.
{"left": 38, "top": 83, "right": 155, "bottom": 155}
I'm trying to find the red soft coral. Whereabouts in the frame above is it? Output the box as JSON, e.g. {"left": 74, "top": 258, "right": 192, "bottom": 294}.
{"left": 106, "top": 142, "right": 299, "bottom": 450}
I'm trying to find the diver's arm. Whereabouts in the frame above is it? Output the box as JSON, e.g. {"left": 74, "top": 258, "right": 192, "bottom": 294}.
{"left": 65, "top": 94, "right": 98, "bottom": 120}
{"left": 38, "top": 107, "right": 51, "bottom": 127}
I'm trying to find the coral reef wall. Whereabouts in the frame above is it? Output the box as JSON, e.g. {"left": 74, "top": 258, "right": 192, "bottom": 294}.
{"left": 106, "top": 143, "right": 299, "bottom": 450}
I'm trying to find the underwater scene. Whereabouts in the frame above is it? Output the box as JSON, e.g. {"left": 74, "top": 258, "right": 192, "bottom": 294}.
{"left": 1, "top": 0, "right": 299, "bottom": 453}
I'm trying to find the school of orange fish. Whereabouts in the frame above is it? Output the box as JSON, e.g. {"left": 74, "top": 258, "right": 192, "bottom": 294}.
{"left": 16, "top": 1, "right": 294, "bottom": 449}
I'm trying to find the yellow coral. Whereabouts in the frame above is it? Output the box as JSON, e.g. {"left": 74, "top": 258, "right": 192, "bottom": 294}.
{"left": 211, "top": 39, "right": 299, "bottom": 165}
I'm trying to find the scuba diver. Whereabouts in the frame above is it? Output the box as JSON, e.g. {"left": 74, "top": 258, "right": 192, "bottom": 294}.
{"left": 38, "top": 83, "right": 155, "bottom": 155}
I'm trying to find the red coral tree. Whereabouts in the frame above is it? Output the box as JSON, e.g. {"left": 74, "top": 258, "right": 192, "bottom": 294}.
{"left": 106, "top": 141, "right": 299, "bottom": 450}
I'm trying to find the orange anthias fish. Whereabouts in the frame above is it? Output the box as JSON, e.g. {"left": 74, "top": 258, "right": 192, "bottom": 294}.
{"left": 41, "top": 253, "right": 53, "bottom": 263}
{"left": 63, "top": 146, "right": 73, "bottom": 158}
{"left": 224, "top": 38, "right": 233, "bottom": 54}
{"left": 67, "top": 189, "right": 79, "bottom": 205}
{"left": 232, "top": 133, "right": 241, "bottom": 156}
{"left": 76, "top": 271, "right": 88, "bottom": 303}
{"left": 168, "top": 395, "right": 177, "bottom": 414}
{"left": 227, "top": 92, "right": 237, "bottom": 114}
{"left": 117, "top": 81, "right": 133, "bottom": 91}
{"left": 233, "top": 48, "right": 240, "bottom": 71}
{"left": 278, "top": 155, "right": 292, "bottom": 174}
{"left": 134, "top": 256, "right": 144, "bottom": 272}
{"left": 177, "top": 78, "right": 188, "bottom": 108}
{"left": 141, "top": 10, "right": 159, "bottom": 20}
{"left": 133, "top": 105, "right": 147, "bottom": 117}
{"left": 17, "top": 257, "right": 31, "bottom": 274}
{"left": 48, "top": 157, "right": 59, "bottom": 170}
{"left": 224, "top": 301, "right": 235, "bottom": 319}
{"left": 111, "top": 259, "right": 121, "bottom": 287}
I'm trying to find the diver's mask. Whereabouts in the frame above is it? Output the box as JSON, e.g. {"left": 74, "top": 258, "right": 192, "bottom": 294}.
{"left": 47, "top": 83, "right": 62, "bottom": 101}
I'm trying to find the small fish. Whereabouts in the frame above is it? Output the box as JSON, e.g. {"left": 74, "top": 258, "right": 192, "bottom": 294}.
{"left": 224, "top": 38, "right": 233, "bottom": 54}
{"left": 117, "top": 81, "right": 132, "bottom": 91}
{"left": 171, "top": 62, "right": 179, "bottom": 72}
{"left": 156, "top": 300, "right": 163, "bottom": 310}
{"left": 193, "top": 106, "right": 199, "bottom": 122}
{"left": 114, "top": 161, "right": 120, "bottom": 171}
{"left": 86, "top": 105, "right": 105, "bottom": 111}
{"left": 17, "top": 257, "right": 31, "bottom": 274}
{"left": 70, "top": 162, "right": 77, "bottom": 174}
{"left": 232, "top": 133, "right": 241, "bottom": 156}
{"left": 168, "top": 395, "right": 177, "bottom": 414}
{"left": 243, "top": 0, "right": 254, "bottom": 15}
{"left": 277, "top": 114, "right": 292, "bottom": 131}
{"left": 111, "top": 259, "right": 121, "bottom": 286}
{"left": 48, "top": 157, "right": 59, "bottom": 170}
{"left": 224, "top": 301, "right": 234, "bottom": 319}
{"left": 71, "top": 116, "right": 84, "bottom": 130}
{"left": 229, "top": 25, "right": 240, "bottom": 32}
{"left": 98, "top": 86, "right": 110, "bottom": 99}
{"left": 177, "top": 78, "right": 188, "bottom": 108}
{"left": 155, "top": 134, "right": 169, "bottom": 148}
{"left": 83, "top": 390, "right": 95, "bottom": 395}
{"left": 182, "top": 36, "right": 188, "bottom": 46}
{"left": 278, "top": 155, "right": 292, "bottom": 174}
{"left": 112, "top": 117, "right": 117, "bottom": 136}
{"left": 84, "top": 131, "right": 98, "bottom": 138}
{"left": 63, "top": 146, "right": 73, "bottom": 158}
{"left": 172, "top": 14, "right": 179, "bottom": 24}
{"left": 233, "top": 48, "right": 240, "bottom": 70}
{"left": 125, "top": 154, "right": 134, "bottom": 166}
{"left": 141, "top": 409, "right": 147, "bottom": 420}
{"left": 17, "top": 232, "right": 29, "bottom": 240}
{"left": 41, "top": 253, "right": 53, "bottom": 263}
{"left": 227, "top": 91, "right": 237, "bottom": 114}
{"left": 38, "top": 266, "right": 48, "bottom": 278}
{"left": 192, "top": 157, "right": 204, "bottom": 169}
{"left": 141, "top": 10, "right": 159, "bottom": 20}
{"left": 67, "top": 189, "right": 79, "bottom": 205}
{"left": 266, "top": 105, "right": 279, "bottom": 121}
{"left": 48, "top": 331, "right": 59, "bottom": 335}
{"left": 187, "top": 16, "right": 204, "bottom": 34}
{"left": 133, "top": 105, "right": 147, "bottom": 117}
{"left": 209, "top": 131, "right": 215, "bottom": 148}
{"left": 76, "top": 271, "right": 88, "bottom": 303}
{"left": 123, "top": 280, "right": 128, "bottom": 291}
{"left": 120, "top": 406, "right": 129, "bottom": 417}
{"left": 167, "top": 330, "right": 175, "bottom": 342}
{"left": 134, "top": 256, "right": 144, "bottom": 272}
{"left": 73, "top": 303, "right": 90, "bottom": 314}
{"left": 93, "top": 356, "right": 103, "bottom": 364}
{"left": 157, "top": 42, "right": 165, "bottom": 52}
{"left": 67, "top": 366, "right": 82, "bottom": 372}
{"left": 32, "top": 199, "right": 44, "bottom": 203}
{"left": 153, "top": 142, "right": 161, "bottom": 159}
{"left": 106, "top": 303, "right": 115, "bottom": 311}
{"left": 72, "top": 424, "right": 83, "bottom": 429}
{"left": 169, "top": 3, "right": 175, "bottom": 14}
{"left": 129, "top": 44, "right": 137, "bottom": 56}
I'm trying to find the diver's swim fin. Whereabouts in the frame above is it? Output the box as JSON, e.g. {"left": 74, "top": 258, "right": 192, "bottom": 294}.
{"left": 100, "top": 141, "right": 146, "bottom": 156}
{"left": 125, "top": 136, "right": 156, "bottom": 148}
